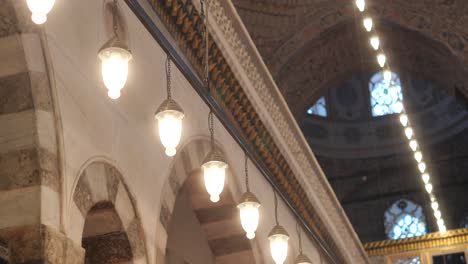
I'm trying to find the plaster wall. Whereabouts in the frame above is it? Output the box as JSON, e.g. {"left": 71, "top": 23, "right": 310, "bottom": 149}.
{"left": 39, "top": 0, "right": 323, "bottom": 263}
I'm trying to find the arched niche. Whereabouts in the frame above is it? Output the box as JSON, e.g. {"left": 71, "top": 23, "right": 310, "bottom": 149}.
{"left": 82, "top": 202, "right": 133, "bottom": 264}
{"left": 155, "top": 139, "right": 259, "bottom": 264}
{"left": 69, "top": 161, "right": 148, "bottom": 263}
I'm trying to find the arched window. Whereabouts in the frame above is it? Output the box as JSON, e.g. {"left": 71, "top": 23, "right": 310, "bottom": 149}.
{"left": 306, "top": 96, "right": 327, "bottom": 117}
{"left": 384, "top": 199, "right": 427, "bottom": 240}
{"left": 369, "top": 71, "right": 404, "bottom": 117}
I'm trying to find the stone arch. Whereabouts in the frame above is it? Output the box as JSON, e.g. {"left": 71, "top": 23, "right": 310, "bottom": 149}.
{"left": 69, "top": 161, "right": 148, "bottom": 263}
{"left": 155, "top": 138, "right": 259, "bottom": 263}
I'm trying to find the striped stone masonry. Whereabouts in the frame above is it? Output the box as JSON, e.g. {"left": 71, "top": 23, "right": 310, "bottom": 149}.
{"left": 69, "top": 161, "right": 149, "bottom": 263}
{"left": 0, "top": 1, "right": 68, "bottom": 263}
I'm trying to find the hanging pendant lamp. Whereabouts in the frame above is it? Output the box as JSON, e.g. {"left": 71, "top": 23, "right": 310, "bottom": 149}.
{"left": 98, "top": 0, "right": 132, "bottom": 99}
{"left": 269, "top": 191, "right": 289, "bottom": 264}
{"left": 155, "top": 56, "right": 185, "bottom": 157}
{"left": 27, "top": 0, "right": 55, "bottom": 24}
{"left": 200, "top": 0, "right": 227, "bottom": 203}
{"left": 202, "top": 111, "right": 227, "bottom": 203}
{"left": 294, "top": 222, "right": 312, "bottom": 264}
{"left": 237, "top": 154, "right": 261, "bottom": 239}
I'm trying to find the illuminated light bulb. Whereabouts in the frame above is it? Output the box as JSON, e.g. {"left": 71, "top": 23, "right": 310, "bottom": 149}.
{"left": 377, "top": 53, "right": 387, "bottom": 68}
{"left": 414, "top": 151, "right": 423, "bottom": 163}
{"left": 238, "top": 192, "right": 261, "bottom": 239}
{"left": 295, "top": 253, "right": 313, "bottom": 264}
{"left": 155, "top": 100, "right": 184, "bottom": 157}
{"left": 422, "top": 173, "right": 430, "bottom": 184}
{"left": 431, "top": 202, "right": 439, "bottom": 211}
{"left": 418, "top": 162, "right": 426, "bottom": 173}
{"left": 269, "top": 225, "right": 290, "bottom": 264}
{"left": 394, "top": 100, "right": 404, "bottom": 113}
{"left": 409, "top": 140, "right": 418, "bottom": 151}
{"left": 434, "top": 210, "right": 441, "bottom": 219}
{"left": 405, "top": 127, "right": 414, "bottom": 139}
{"left": 439, "top": 225, "right": 447, "bottom": 234}
{"left": 98, "top": 42, "right": 133, "bottom": 99}
{"left": 399, "top": 114, "right": 409, "bottom": 127}
{"left": 363, "top": 17, "right": 373, "bottom": 32}
{"left": 202, "top": 149, "right": 228, "bottom": 203}
{"left": 27, "top": 0, "right": 55, "bottom": 24}
{"left": 383, "top": 70, "right": 392, "bottom": 82}
{"left": 437, "top": 219, "right": 445, "bottom": 227}
{"left": 425, "top": 183, "right": 433, "bottom": 193}
{"left": 355, "top": 0, "right": 365, "bottom": 12}
{"left": 370, "top": 36, "right": 380, "bottom": 50}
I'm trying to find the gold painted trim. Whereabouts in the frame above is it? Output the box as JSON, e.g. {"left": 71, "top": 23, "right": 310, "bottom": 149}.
{"left": 364, "top": 228, "right": 468, "bottom": 257}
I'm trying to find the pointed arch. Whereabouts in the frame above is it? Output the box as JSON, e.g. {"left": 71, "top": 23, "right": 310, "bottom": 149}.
{"left": 69, "top": 161, "right": 149, "bottom": 263}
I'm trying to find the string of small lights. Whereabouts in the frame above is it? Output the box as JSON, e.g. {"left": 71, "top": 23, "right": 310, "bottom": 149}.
{"left": 354, "top": 0, "right": 447, "bottom": 234}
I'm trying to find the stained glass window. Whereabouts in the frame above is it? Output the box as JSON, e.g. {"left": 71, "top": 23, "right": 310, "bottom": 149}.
{"left": 306, "top": 96, "right": 327, "bottom": 117}
{"left": 385, "top": 199, "right": 427, "bottom": 240}
{"left": 369, "top": 71, "right": 404, "bottom": 117}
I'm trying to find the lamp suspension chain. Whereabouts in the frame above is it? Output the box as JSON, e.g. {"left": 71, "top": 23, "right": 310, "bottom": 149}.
{"left": 112, "top": 0, "right": 119, "bottom": 37}
{"left": 245, "top": 153, "right": 250, "bottom": 192}
{"left": 166, "top": 56, "right": 172, "bottom": 99}
{"left": 208, "top": 110, "right": 214, "bottom": 148}
{"left": 274, "top": 189, "right": 279, "bottom": 225}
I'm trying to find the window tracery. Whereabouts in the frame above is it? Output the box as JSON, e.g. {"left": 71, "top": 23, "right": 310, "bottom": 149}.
{"left": 385, "top": 199, "right": 427, "bottom": 240}
{"left": 369, "top": 71, "right": 404, "bottom": 117}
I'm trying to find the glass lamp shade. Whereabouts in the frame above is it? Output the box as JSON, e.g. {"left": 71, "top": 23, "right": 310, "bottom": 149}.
{"left": 377, "top": 53, "right": 386, "bottom": 68}
{"left": 202, "top": 149, "right": 228, "bottom": 203}
{"left": 370, "top": 36, "right": 380, "bottom": 50}
{"left": 237, "top": 192, "right": 261, "bottom": 239}
{"left": 269, "top": 225, "right": 290, "bottom": 264}
{"left": 98, "top": 40, "right": 132, "bottom": 99}
{"left": 295, "top": 253, "right": 312, "bottom": 264}
{"left": 355, "top": 0, "right": 365, "bottom": 11}
{"left": 27, "top": 0, "right": 55, "bottom": 24}
{"left": 155, "top": 99, "right": 185, "bottom": 157}
{"left": 363, "top": 17, "right": 373, "bottom": 32}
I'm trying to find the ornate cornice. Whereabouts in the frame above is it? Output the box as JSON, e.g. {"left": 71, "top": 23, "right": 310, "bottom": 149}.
{"left": 364, "top": 229, "right": 468, "bottom": 257}
{"left": 145, "top": 0, "right": 367, "bottom": 262}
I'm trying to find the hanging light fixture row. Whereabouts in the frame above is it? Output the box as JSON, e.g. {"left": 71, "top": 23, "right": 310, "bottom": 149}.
{"left": 354, "top": 0, "right": 447, "bottom": 234}
{"left": 29, "top": 0, "right": 318, "bottom": 260}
